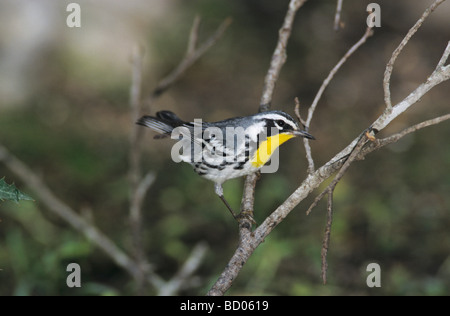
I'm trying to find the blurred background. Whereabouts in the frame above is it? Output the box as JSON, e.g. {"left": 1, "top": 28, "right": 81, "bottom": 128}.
{"left": 0, "top": 0, "right": 449, "bottom": 295}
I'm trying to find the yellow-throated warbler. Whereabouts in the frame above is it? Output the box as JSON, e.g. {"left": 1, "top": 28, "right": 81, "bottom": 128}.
{"left": 137, "top": 110, "right": 314, "bottom": 218}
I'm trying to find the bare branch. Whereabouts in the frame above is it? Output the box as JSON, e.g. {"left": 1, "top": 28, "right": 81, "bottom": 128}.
{"left": 129, "top": 44, "right": 145, "bottom": 187}
{"left": 322, "top": 190, "right": 334, "bottom": 284}
{"left": 0, "top": 144, "right": 165, "bottom": 289}
{"left": 306, "top": 132, "right": 368, "bottom": 215}
{"left": 294, "top": 98, "right": 315, "bottom": 174}
{"left": 129, "top": 16, "right": 230, "bottom": 293}
{"left": 374, "top": 41, "right": 450, "bottom": 132}
{"left": 259, "top": 0, "right": 308, "bottom": 111}
{"left": 187, "top": 15, "right": 201, "bottom": 57}
{"left": 206, "top": 229, "right": 255, "bottom": 296}
{"left": 239, "top": 0, "right": 306, "bottom": 227}
{"left": 383, "top": 114, "right": 450, "bottom": 144}
{"left": 159, "top": 242, "right": 208, "bottom": 296}
{"left": 294, "top": 97, "right": 307, "bottom": 127}
{"left": 306, "top": 26, "right": 373, "bottom": 129}
{"left": 129, "top": 45, "right": 145, "bottom": 190}
{"left": 215, "top": 41, "right": 450, "bottom": 293}
{"left": 259, "top": 39, "right": 450, "bottom": 268}
{"left": 238, "top": 171, "right": 259, "bottom": 230}
{"left": 334, "top": 0, "right": 344, "bottom": 31}
{"left": 130, "top": 172, "right": 157, "bottom": 256}
{"left": 128, "top": 45, "right": 150, "bottom": 291}
{"left": 301, "top": 26, "right": 373, "bottom": 174}
{"left": 302, "top": 138, "right": 315, "bottom": 175}
{"left": 362, "top": 113, "right": 450, "bottom": 155}
{"left": 147, "top": 17, "right": 232, "bottom": 104}
{"left": 304, "top": 114, "right": 450, "bottom": 212}
{"left": 209, "top": 1, "right": 450, "bottom": 296}
{"left": 136, "top": 172, "right": 156, "bottom": 206}
{"left": 0, "top": 16, "right": 233, "bottom": 296}
{"left": 383, "top": 0, "right": 446, "bottom": 110}
{"left": 437, "top": 41, "right": 450, "bottom": 69}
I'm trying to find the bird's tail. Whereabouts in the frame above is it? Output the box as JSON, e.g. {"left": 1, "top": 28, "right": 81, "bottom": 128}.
{"left": 136, "top": 111, "right": 185, "bottom": 138}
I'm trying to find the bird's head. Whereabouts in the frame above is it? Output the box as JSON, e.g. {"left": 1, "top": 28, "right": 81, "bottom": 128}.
{"left": 252, "top": 111, "right": 315, "bottom": 140}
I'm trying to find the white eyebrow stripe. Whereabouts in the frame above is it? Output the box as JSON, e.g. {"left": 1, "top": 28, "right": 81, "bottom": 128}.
{"left": 258, "top": 114, "right": 297, "bottom": 130}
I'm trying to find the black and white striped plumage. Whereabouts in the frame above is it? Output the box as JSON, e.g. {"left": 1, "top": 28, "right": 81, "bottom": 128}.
{"left": 137, "top": 110, "right": 314, "bottom": 218}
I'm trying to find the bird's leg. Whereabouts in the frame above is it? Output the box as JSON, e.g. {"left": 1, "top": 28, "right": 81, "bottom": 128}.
{"left": 214, "top": 183, "right": 238, "bottom": 219}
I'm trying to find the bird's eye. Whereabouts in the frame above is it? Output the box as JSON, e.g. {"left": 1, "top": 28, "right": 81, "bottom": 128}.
{"left": 276, "top": 120, "right": 285, "bottom": 128}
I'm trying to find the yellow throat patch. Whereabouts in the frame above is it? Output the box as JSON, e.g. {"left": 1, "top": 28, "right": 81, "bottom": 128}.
{"left": 251, "top": 133, "right": 294, "bottom": 168}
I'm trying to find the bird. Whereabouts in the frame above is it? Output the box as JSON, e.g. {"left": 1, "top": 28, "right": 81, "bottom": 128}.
{"left": 136, "top": 110, "right": 314, "bottom": 219}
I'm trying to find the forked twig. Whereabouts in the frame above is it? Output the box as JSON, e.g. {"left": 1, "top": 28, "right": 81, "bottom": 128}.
{"left": 147, "top": 17, "right": 232, "bottom": 103}
{"left": 306, "top": 26, "right": 373, "bottom": 129}
{"left": 306, "top": 131, "right": 369, "bottom": 215}
{"left": 383, "top": 0, "right": 446, "bottom": 110}
{"left": 375, "top": 40, "right": 450, "bottom": 132}
{"left": 363, "top": 113, "right": 450, "bottom": 155}
{"left": 301, "top": 26, "right": 373, "bottom": 174}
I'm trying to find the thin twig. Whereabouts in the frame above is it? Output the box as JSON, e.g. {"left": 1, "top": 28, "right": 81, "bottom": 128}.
{"left": 363, "top": 113, "right": 450, "bottom": 155}
{"left": 259, "top": 0, "right": 308, "bottom": 112}
{"left": 128, "top": 45, "right": 150, "bottom": 292}
{"left": 437, "top": 41, "right": 450, "bottom": 69}
{"left": 322, "top": 190, "right": 334, "bottom": 284}
{"left": 374, "top": 40, "right": 450, "bottom": 132}
{"left": 187, "top": 16, "right": 201, "bottom": 57}
{"left": 306, "top": 26, "right": 373, "bottom": 129}
{"left": 135, "top": 172, "right": 156, "bottom": 207}
{"left": 159, "top": 242, "right": 208, "bottom": 295}
{"left": 383, "top": 0, "right": 446, "bottom": 110}
{"left": 130, "top": 171, "right": 157, "bottom": 265}
{"left": 334, "top": 0, "right": 344, "bottom": 31}
{"left": 146, "top": 17, "right": 232, "bottom": 104}
{"left": 129, "top": 45, "right": 144, "bottom": 189}
{"left": 302, "top": 26, "right": 373, "bottom": 174}
{"left": 294, "top": 97, "right": 307, "bottom": 127}
{"left": 0, "top": 144, "right": 165, "bottom": 289}
{"left": 261, "top": 40, "right": 450, "bottom": 238}
{"left": 307, "top": 113, "right": 450, "bottom": 228}
{"left": 294, "top": 98, "right": 315, "bottom": 174}
{"left": 306, "top": 132, "right": 368, "bottom": 215}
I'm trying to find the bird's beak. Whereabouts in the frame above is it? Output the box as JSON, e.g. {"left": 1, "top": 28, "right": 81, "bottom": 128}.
{"left": 290, "top": 130, "right": 315, "bottom": 140}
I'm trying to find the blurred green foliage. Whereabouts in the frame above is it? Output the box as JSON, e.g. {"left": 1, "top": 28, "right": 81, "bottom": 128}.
{"left": 0, "top": 178, "right": 33, "bottom": 203}
{"left": 0, "top": 0, "right": 449, "bottom": 295}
